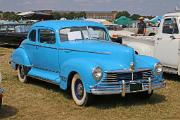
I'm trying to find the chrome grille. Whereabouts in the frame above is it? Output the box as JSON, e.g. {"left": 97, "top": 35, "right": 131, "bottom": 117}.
{"left": 105, "top": 69, "right": 154, "bottom": 82}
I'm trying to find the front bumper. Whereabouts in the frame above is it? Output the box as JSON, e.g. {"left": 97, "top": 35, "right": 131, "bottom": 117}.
{"left": 90, "top": 78, "right": 165, "bottom": 96}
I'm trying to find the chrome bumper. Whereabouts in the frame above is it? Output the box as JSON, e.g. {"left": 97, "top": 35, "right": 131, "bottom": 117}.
{"left": 90, "top": 78, "right": 166, "bottom": 96}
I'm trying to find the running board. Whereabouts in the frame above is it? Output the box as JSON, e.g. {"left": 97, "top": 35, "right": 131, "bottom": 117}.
{"left": 28, "top": 67, "right": 61, "bottom": 85}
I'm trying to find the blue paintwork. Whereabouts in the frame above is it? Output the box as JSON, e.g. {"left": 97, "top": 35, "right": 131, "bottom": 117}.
{"left": 11, "top": 47, "right": 31, "bottom": 69}
{"left": 10, "top": 20, "right": 164, "bottom": 94}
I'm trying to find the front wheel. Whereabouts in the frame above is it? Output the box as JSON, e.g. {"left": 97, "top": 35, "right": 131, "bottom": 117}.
{"left": 17, "top": 65, "right": 28, "bottom": 83}
{"left": 71, "top": 74, "right": 92, "bottom": 106}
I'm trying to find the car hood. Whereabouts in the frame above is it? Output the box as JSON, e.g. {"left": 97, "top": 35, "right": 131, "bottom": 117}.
{"left": 61, "top": 40, "right": 135, "bottom": 71}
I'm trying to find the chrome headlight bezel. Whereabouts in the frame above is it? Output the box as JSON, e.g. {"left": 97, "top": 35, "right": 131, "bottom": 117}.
{"left": 154, "top": 62, "right": 163, "bottom": 75}
{"left": 92, "top": 67, "right": 103, "bottom": 81}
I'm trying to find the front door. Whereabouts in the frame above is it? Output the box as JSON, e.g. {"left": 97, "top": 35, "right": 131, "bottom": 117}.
{"left": 33, "top": 28, "right": 59, "bottom": 73}
{"left": 154, "top": 17, "right": 180, "bottom": 68}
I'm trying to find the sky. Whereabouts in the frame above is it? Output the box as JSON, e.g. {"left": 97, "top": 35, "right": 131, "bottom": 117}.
{"left": 0, "top": 0, "right": 179, "bottom": 16}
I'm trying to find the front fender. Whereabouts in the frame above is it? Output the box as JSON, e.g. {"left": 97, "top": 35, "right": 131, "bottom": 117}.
{"left": 60, "top": 58, "right": 99, "bottom": 93}
{"left": 11, "top": 47, "right": 31, "bottom": 69}
{"left": 135, "top": 55, "right": 159, "bottom": 69}
{"left": 135, "top": 55, "right": 163, "bottom": 80}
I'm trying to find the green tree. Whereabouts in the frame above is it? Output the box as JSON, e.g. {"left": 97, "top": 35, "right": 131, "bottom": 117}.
{"left": 52, "top": 11, "right": 61, "bottom": 20}
{"left": 115, "top": 11, "right": 130, "bottom": 19}
{"left": 3, "top": 11, "right": 20, "bottom": 20}
{"left": 130, "top": 14, "right": 141, "bottom": 20}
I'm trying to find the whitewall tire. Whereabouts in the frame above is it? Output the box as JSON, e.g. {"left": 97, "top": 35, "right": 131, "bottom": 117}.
{"left": 17, "top": 65, "right": 28, "bottom": 83}
{"left": 71, "top": 74, "right": 92, "bottom": 106}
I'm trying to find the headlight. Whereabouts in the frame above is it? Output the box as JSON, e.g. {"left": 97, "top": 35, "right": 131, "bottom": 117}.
{"left": 92, "top": 67, "right": 103, "bottom": 81}
{"left": 154, "top": 63, "right": 163, "bottom": 75}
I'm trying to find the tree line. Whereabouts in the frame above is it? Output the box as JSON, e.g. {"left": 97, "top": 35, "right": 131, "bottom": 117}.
{"left": 115, "top": 11, "right": 154, "bottom": 20}
{"left": 0, "top": 10, "right": 153, "bottom": 21}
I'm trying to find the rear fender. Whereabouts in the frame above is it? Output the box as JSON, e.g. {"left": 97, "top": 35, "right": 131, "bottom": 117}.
{"left": 11, "top": 47, "right": 31, "bottom": 69}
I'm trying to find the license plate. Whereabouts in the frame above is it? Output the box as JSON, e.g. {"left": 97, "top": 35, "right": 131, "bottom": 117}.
{"left": 130, "top": 83, "right": 142, "bottom": 91}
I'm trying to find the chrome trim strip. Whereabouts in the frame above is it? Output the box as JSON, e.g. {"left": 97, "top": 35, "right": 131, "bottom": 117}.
{"left": 24, "top": 43, "right": 58, "bottom": 49}
{"left": 24, "top": 43, "right": 111, "bottom": 55}
{"left": 60, "top": 48, "right": 111, "bottom": 55}
{"left": 104, "top": 68, "right": 151, "bottom": 73}
{"left": 33, "top": 66, "right": 59, "bottom": 73}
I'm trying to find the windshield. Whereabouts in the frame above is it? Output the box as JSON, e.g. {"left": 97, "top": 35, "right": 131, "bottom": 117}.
{"left": 59, "top": 26, "right": 109, "bottom": 42}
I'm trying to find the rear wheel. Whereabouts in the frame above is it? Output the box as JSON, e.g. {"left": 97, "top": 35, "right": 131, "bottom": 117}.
{"left": 17, "top": 65, "right": 28, "bottom": 83}
{"left": 71, "top": 74, "right": 92, "bottom": 106}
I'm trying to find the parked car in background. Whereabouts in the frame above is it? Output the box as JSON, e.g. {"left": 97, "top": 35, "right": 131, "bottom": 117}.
{"left": 0, "top": 24, "right": 32, "bottom": 47}
{"left": 10, "top": 20, "right": 165, "bottom": 106}
{"left": 106, "top": 24, "right": 134, "bottom": 44}
{"left": 122, "top": 12, "right": 180, "bottom": 75}
{"left": 105, "top": 24, "right": 123, "bottom": 38}
{"left": 126, "top": 26, "right": 158, "bottom": 36}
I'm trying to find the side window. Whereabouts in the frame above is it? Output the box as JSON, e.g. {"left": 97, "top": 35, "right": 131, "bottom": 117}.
{"left": 29, "top": 30, "right": 36, "bottom": 42}
{"left": 163, "top": 18, "right": 179, "bottom": 34}
{"left": 39, "top": 29, "right": 56, "bottom": 44}
{"left": 59, "top": 27, "right": 87, "bottom": 42}
{"left": 59, "top": 28, "right": 71, "bottom": 42}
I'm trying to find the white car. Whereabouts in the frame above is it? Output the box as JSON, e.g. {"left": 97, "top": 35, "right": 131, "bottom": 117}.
{"left": 122, "top": 12, "right": 180, "bottom": 75}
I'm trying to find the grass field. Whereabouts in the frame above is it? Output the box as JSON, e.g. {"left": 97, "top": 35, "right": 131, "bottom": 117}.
{"left": 0, "top": 47, "right": 180, "bottom": 120}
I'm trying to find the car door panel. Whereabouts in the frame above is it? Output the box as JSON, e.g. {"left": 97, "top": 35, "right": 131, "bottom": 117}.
{"left": 33, "top": 28, "right": 60, "bottom": 78}
{"left": 154, "top": 17, "right": 180, "bottom": 68}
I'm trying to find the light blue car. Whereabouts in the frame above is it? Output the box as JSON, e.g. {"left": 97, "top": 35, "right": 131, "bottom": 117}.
{"left": 10, "top": 20, "right": 165, "bottom": 106}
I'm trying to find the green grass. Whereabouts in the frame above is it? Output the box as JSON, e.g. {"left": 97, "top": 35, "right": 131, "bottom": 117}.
{"left": 0, "top": 47, "right": 180, "bottom": 120}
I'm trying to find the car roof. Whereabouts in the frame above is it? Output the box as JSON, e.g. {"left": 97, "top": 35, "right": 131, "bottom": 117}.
{"left": 164, "top": 12, "right": 180, "bottom": 18}
{"left": 32, "top": 20, "right": 105, "bottom": 30}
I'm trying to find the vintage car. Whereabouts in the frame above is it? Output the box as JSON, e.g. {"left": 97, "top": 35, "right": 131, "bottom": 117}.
{"left": 122, "top": 12, "right": 180, "bottom": 75}
{"left": 10, "top": 20, "right": 165, "bottom": 106}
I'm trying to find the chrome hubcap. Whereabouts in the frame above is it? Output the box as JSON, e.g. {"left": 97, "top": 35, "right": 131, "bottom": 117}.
{"left": 74, "top": 79, "right": 84, "bottom": 100}
{"left": 19, "top": 66, "right": 25, "bottom": 79}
